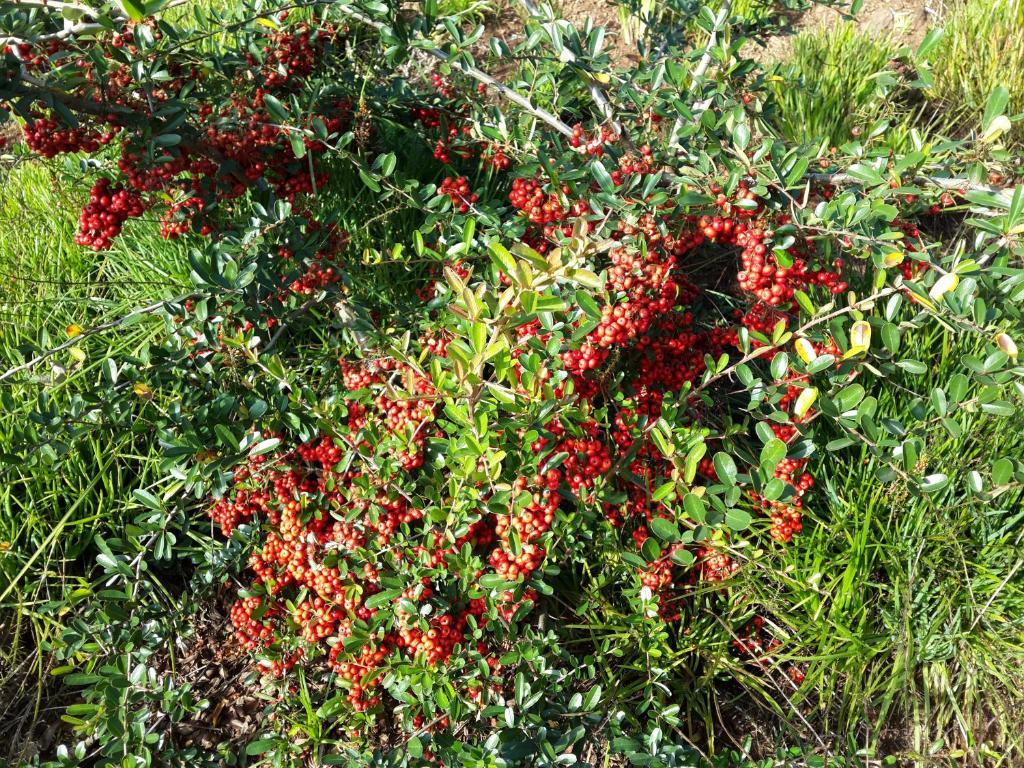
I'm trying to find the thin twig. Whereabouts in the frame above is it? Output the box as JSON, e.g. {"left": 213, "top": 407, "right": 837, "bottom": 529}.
{"left": 0, "top": 292, "right": 195, "bottom": 383}
{"left": 338, "top": 4, "right": 575, "bottom": 138}
{"left": 671, "top": 0, "right": 733, "bottom": 145}
{"left": 517, "top": 0, "right": 621, "bottom": 134}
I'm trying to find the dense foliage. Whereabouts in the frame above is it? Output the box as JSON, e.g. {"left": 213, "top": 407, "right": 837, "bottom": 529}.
{"left": 1, "top": 0, "right": 1023, "bottom": 765}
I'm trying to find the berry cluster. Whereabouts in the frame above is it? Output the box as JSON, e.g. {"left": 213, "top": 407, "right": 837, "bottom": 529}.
{"left": 23, "top": 113, "right": 119, "bottom": 159}
{"left": 438, "top": 175, "right": 479, "bottom": 214}
{"left": 75, "top": 179, "right": 146, "bottom": 251}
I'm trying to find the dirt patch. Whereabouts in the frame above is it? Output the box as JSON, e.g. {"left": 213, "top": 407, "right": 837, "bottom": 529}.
{"left": 486, "top": 0, "right": 637, "bottom": 65}
{"left": 168, "top": 603, "right": 267, "bottom": 754}
{"left": 751, "top": 0, "right": 935, "bottom": 63}
{"left": 485, "top": 0, "right": 935, "bottom": 68}
{"left": 1, "top": 120, "right": 19, "bottom": 146}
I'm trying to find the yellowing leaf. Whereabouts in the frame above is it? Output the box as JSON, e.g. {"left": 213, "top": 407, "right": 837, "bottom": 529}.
{"left": 996, "top": 332, "right": 1019, "bottom": 359}
{"left": 794, "top": 337, "right": 817, "bottom": 364}
{"left": 793, "top": 387, "right": 818, "bottom": 419}
{"left": 843, "top": 321, "right": 871, "bottom": 359}
{"left": 981, "top": 115, "right": 1012, "bottom": 143}
{"left": 929, "top": 272, "right": 959, "bottom": 301}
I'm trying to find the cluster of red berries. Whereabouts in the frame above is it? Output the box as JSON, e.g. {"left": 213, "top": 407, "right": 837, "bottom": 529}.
{"left": 509, "top": 177, "right": 566, "bottom": 225}
{"left": 439, "top": 175, "right": 479, "bottom": 214}
{"left": 12, "top": 20, "right": 354, "bottom": 256}
{"left": 22, "top": 113, "right": 119, "bottom": 159}
{"left": 74, "top": 179, "right": 146, "bottom": 251}
{"left": 569, "top": 123, "right": 618, "bottom": 156}
{"left": 160, "top": 196, "right": 209, "bottom": 239}
{"left": 255, "top": 24, "right": 334, "bottom": 90}
{"left": 211, "top": 417, "right": 543, "bottom": 716}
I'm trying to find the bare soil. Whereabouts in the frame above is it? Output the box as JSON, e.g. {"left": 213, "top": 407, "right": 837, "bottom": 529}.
{"left": 751, "top": 0, "right": 935, "bottom": 63}
{"left": 486, "top": 0, "right": 936, "bottom": 66}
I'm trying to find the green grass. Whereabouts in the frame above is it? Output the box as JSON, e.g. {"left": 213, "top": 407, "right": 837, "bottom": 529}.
{"left": 768, "top": 23, "right": 922, "bottom": 148}
{"left": 927, "top": 0, "right": 1024, "bottom": 145}
{"left": 727, "top": 327, "right": 1024, "bottom": 764}
{"left": 0, "top": 161, "right": 192, "bottom": 743}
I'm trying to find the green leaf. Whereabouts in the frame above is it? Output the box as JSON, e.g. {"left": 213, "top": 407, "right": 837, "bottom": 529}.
{"left": 479, "top": 573, "right": 516, "bottom": 590}
{"left": 576, "top": 291, "right": 602, "bottom": 321}
{"left": 713, "top": 452, "right": 737, "bottom": 485}
{"left": 101, "top": 358, "right": 119, "bottom": 386}
{"left": 215, "top": 423, "right": 240, "bottom": 451}
{"left": 733, "top": 122, "right": 750, "bottom": 151}
{"left": 806, "top": 354, "right": 836, "bottom": 374}
{"left": 590, "top": 160, "right": 615, "bottom": 194}
{"left": 846, "top": 162, "right": 885, "bottom": 186}
{"left": 991, "top": 457, "right": 1013, "bottom": 485}
{"left": 249, "top": 438, "right": 281, "bottom": 456}
{"left": 834, "top": 383, "right": 865, "bottom": 412}
{"left": 725, "top": 508, "right": 751, "bottom": 530}
{"left": 770, "top": 352, "right": 789, "bottom": 381}
{"left": 896, "top": 359, "right": 927, "bottom": 375}
{"left": 794, "top": 290, "right": 815, "bottom": 316}
{"left": 489, "top": 241, "right": 516, "bottom": 275}
{"left": 359, "top": 169, "right": 381, "bottom": 192}
{"left": 133, "top": 489, "right": 162, "bottom": 510}
{"left": 652, "top": 481, "right": 676, "bottom": 502}
{"left": 916, "top": 27, "right": 944, "bottom": 58}
{"left": 649, "top": 516, "right": 681, "bottom": 542}
{"left": 982, "top": 85, "right": 1010, "bottom": 132}
{"left": 262, "top": 93, "right": 288, "bottom": 124}
{"left": 364, "top": 589, "right": 401, "bottom": 609}
{"left": 759, "top": 438, "right": 787, "bottom": 467}
{"left": 682, "top": 492, "right": 705, "bottom": 521}
{"left": 245, "top": 739, "right": 279, "bottom": 756}
{"left": 920, "top": 473, "right": 949, "bottom": 494}
{"left": 118, "top": 0, "right": 146, "bottom": 21}
{"left": 408, "top": 737, "right": 423, "bottom": 758}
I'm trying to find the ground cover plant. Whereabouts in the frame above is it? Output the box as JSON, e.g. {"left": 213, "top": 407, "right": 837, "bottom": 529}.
{"left": 1, "top": 0, "right": 1023, "bottom": 766}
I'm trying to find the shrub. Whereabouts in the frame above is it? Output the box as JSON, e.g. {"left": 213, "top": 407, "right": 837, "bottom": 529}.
{"left": 1, "top": 0, "right": 1023, "bottom": 765}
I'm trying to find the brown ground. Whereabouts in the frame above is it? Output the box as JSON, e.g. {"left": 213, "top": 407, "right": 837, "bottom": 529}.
{"left": 751, "top": 0, "right": 934, "bottom": 62}
{"left": 486, "top": 0, "right": 935, "bottom": 66}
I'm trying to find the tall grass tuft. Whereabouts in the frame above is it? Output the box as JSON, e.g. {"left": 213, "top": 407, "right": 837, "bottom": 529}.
{"left": 927, "top": 0, "right": 1024, "bottom": 144}
{"left": 768, "top": 24, "right": 915, "bottom": 146}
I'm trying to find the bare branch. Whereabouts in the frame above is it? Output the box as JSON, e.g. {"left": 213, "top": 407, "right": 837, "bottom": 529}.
{"left": 1, "top": 0, "right": 109, "bottom": 15}
{"left": 808, "top": 171, "right": 1007, "bottom": 196}
{"left": 338, "top": 4, "right": 575, "bottom": 138}
{"left": 671, "top": 0, "right": 733, "bottom": 145}
{"left": 517, "top": 0, "right": 621, "bottom": 134}
{"left": 0, "top": 293, "right": 195, "bottom": 383}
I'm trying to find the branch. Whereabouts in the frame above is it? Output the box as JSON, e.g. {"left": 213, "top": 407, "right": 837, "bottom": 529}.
{"left": 0, "top": 293, "right": 195, "bottom": 383}
{"left": 807, "top": 171, "right": 1006, "bottom": 196}
{"left": 338, "top": 4, "right": 575, "bottom": 138}
{"left": 1, "top": 0, "right": 109, "bottom": 14}
{"left": 671, "top": 0, "right": 732, "bottom": 145}
{"left": 16, "top": 72, "right": 154, "bottom": 124}
{"left": 0, "top": 20, "right": 104, "bottom": 45}
{"left": 517, "top": 0, "right": 621, "bottom": 134}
